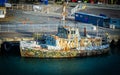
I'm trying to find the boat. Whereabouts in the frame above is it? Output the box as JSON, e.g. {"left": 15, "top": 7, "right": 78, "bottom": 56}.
{"left": 20, "top": 25, "right": 109, "bottom": 58}
{"left": 20, "top": 2, "right": 109, "bottom": 58}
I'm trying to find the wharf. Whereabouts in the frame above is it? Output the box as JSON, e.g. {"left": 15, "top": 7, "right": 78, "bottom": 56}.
{"left": 0, "top": 30, "right": 118, "bottom": 57}
{"left": 0, "top": 31, "right": 119, "bottom": 49}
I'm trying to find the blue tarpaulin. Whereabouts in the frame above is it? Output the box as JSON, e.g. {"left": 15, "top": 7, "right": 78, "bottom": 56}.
{"left": 0, "top": 0, "right": 7, "bottom": 6}
{"left": 40, "top": 0, "right": 48, "bottom": 5}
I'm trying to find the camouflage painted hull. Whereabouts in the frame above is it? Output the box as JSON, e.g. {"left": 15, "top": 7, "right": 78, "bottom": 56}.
{"left": 20, "top": 48, "right": 109, "bottom": 58}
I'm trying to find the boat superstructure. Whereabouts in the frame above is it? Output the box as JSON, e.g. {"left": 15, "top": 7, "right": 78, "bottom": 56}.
{"left": 20, "top": 24, "right": 109, "bottom": 58}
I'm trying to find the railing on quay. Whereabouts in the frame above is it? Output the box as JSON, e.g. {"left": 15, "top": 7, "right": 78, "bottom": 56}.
{"left": 8, "top": 4, "right": 61, "bottom": 12}
{"left": 0, "top": 23, "right": 107, "bottom": 37}
{"left": 0, "top": 24, "right": 58, "bottom": 33}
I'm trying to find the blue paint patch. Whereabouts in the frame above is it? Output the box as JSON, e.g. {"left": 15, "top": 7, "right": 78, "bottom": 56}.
{"left": 110, "top": 18, "right": 120, "bottom": 28}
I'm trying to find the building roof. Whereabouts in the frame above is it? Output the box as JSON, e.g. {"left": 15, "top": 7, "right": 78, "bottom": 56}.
{"left": 75, "top": 12, "right": 109, "bottom": 19}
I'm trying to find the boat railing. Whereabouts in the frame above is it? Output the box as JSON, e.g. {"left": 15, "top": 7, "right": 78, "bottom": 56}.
{"left": 77, "top": 44, "right": 109, "bottom": 51}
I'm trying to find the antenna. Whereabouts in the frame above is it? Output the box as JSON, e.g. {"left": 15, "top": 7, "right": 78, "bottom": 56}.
{"left": 61, "top": 2, "right": 68, "bottom": 26}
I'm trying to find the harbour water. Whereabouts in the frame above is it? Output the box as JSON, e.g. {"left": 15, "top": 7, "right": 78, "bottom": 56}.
{"left": 0, "top": 48, "right": 120, "bottom": 75}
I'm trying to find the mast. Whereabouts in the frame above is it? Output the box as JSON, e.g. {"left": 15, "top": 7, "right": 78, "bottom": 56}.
{"left": 61, "top": 2, "right": 68, "bottom": 26}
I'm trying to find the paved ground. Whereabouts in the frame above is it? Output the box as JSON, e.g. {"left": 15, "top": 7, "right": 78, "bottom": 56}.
{"left": 1, "top": 3, "right": 120, "bottom": 23}
{"left": 0, "top": 4, "right": 120, "bottom": 39}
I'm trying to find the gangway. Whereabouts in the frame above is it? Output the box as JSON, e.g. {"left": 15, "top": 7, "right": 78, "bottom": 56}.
{"left": 70, "top": 4, "right": 86, "bottom": 16}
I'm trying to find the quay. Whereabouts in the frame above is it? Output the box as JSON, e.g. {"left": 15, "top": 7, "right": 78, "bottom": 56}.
{"left": 0, "top": 31, "right": 119, "bottom": 47}
{"left": 0, "top": 3, "right": 120, "bottom": 57}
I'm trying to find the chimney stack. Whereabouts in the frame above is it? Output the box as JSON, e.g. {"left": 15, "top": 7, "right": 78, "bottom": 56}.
{"left": 84, "top": 27, "right": 87, "bottom": 37}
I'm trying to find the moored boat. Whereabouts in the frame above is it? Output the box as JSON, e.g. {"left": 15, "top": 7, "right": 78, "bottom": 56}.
{"left": 20, "top": 2, "right": 109, "bottom": 58}
{"left": 20, "top": 25, "right": 109, "bottom": 58}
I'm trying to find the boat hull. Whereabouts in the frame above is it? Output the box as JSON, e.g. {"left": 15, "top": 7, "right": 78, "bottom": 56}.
{"left": 20, "top": 48, "right": 109, "bottom": 58}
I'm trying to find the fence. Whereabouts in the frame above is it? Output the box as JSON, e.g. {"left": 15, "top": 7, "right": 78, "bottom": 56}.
{"left": 0, "top": 23, "right": 108, "bottom": 37}
{"left": 0, "top": 24, "right": 58, "bottom": 33}
{"left": 9, "top": 4, "right": 33, "bottom": 11}
{"left": 8, "top": 4, "right": 61, "bottom": 12}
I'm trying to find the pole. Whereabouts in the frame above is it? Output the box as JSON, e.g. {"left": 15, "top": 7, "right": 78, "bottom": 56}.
{"left": 0, "top": 24, "right": 1, "bottom": 32}
{"left": 97, "top": 19, "right": 100, "bottom": 37}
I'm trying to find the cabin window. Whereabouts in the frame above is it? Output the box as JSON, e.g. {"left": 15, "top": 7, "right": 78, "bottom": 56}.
{"left": 59, "top": 29, "right": 64, "bottom": 33}
{"left": 0, "top": 11, "right": 4, "bottom": 15}
{"left": 104, "top": 18, "right": 110, "bottom": 26}
{"left": 112, "top": 21, "right": 117, "bottom": 23}
{"left": 71, "top": 31, "right": 75, "bottom": 34}
{"left": 68, "top": 31, "right": 70, "bottom": 34}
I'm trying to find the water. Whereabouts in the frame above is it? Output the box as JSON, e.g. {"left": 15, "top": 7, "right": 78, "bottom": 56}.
{"left": 0, "top": 48, "right": 120, "bottom": 75}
